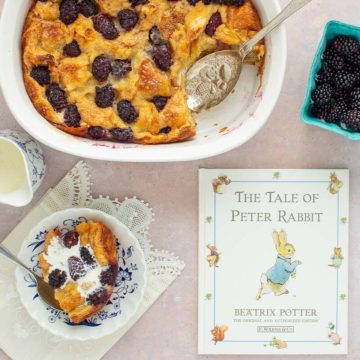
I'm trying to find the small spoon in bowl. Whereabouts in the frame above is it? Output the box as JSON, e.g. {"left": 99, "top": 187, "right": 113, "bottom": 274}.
{"left": 0, "top": 244, "right": 62, "bottom": 310}
{"left": 186, "top": 0, "right": 314, "bottom": 112}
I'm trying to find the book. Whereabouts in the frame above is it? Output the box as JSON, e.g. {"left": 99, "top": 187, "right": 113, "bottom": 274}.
{"left": 198, "top": 169, "right": 349, "bottom": 355}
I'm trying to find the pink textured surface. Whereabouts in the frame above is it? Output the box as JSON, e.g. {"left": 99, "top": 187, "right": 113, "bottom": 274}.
{"left": 0, "top": 0, "right": 359, "bottom": 359}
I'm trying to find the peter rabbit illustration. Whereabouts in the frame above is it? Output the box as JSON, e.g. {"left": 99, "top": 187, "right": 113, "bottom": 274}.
{"left": 256, "top": 230, "right": 301, "bottom": 300}
{"left": 328, "top": 247, "right": 344, "bottom": 269}
{"left": 328, "top": 332, "right": 342, "bottom": 345}
{"left": 206, "top": 245, "right": 220, "bottom": 267}
{"left": 328, "top": 172, "right": 343, "bottom": 195}
{"left": 328, "top": 323, "right": 342, "bottom": 345}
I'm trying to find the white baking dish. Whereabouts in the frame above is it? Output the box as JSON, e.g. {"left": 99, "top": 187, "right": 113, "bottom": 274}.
{"left": 0, "top": 0, "right": 286, "bottom": 162}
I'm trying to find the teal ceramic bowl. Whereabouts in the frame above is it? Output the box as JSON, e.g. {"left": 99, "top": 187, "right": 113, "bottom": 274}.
{"left": 300, "top": 20, "right": 360, "bottom": 140}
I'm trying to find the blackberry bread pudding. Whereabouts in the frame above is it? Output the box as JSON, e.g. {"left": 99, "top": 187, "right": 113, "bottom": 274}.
{"left": 38, "top": 221, "right": 118, "bottom": 323}
{"left": 22, "top": 0, "right": 265, "bottom": 144}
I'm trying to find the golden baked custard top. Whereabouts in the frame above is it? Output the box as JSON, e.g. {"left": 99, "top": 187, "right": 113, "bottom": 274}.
{"left": 38, "top": 221, "right": 118, "bottom": 323}
{"left": 22, "top": 0, "right": 264, "bottom": 144}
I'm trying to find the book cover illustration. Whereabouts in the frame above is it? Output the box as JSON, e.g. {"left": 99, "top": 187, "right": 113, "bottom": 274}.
{"left": 198, "top": 169, "right": 349, "bottom": 355}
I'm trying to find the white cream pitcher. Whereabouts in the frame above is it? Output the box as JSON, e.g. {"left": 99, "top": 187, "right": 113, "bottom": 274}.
{"left": 0, "top": 130, "right": 45, "bottom": 207}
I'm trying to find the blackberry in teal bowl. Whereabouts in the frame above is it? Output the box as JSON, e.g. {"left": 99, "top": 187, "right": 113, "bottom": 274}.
{"left": 301, "top": 21, "right": 360, "bottom": 139}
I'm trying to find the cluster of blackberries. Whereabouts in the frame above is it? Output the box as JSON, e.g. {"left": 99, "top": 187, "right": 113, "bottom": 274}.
{"left": 311, "top": 35, "right": 360, "bottom": 132}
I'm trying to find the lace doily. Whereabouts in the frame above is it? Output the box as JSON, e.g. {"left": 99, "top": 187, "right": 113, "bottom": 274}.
{"left": 44, "top": 161, "right": 184, "bottom": 281}
{"left": 0, "top": 161, "right": 185, "bottom": 360}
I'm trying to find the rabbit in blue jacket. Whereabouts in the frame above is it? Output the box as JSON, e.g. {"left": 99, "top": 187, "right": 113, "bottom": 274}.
{"left": 256, "top": 230, "right": 301, "bottom": 300}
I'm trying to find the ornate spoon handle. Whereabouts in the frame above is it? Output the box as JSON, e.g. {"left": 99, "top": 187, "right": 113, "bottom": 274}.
{"left": 240, "top": 0, "right": 314, "bottom": 56}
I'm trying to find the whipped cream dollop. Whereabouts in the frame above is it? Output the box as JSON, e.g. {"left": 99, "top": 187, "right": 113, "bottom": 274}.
{"left": 44, "top": 235, "right": 109, "bottom": 299}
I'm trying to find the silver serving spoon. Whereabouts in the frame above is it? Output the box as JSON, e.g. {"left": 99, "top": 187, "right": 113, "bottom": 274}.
{"left": 186, "top": 0, "right": 313, "bottom": 111}
{"left": 0, "top": 244, "right": 62, "bottom": 310}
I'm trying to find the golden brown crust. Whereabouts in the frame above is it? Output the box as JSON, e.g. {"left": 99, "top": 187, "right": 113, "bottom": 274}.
{"left": 227, "top": 0, "right": 262, "bottom": 32}
{"left": 22, "top": 0, "right": 264, "bottom": 145}
{"left": 76, "top": 221, "right": 118, "bottom": 266}
{"left": 38, "top": 221, "right": 118, "bottom": 324}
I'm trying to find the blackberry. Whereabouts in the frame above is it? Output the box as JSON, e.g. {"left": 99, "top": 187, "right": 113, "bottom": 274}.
{"left": 350, "top": 100, "right": 360, "bottom": 111}
{"left": 343, "top": 62, "right": 360, "bottom": 82}
{"left": 92, "top": 55, "right": 112, "bottom": 82}
{"left": 95, "top": 84, "right": 115, "bottom": 108}
{"left": 92, "top": 14, "right": 119, "bottom": 40}
{"left": 151, "top": 44, "right": 173, "bottom": 71}
{"left": 80, "top": 247, "right": 95, "bottom": 265}
{"left": 159, "top": 126, "right": 172, "bottom": 134}
{"left": 311, "top": 103, "right": 330, "bottom": 120}
{"left": 332, "top": 35, "right": 360, "bottom": 56}
{"left": 316, "top": 67, "right": 334, "bottom": 85}
{"left": 203, "top": 0, "right": 244, "bottom": 5}
{"left": 128, "top": 0, "right": 148, "bottom": 7}
{"left": 148, "top": 26, "right": 172, "bottom": 69}
{"left": 64, "top": 104, "right": 81, "bottom": 127}
{"left": 221, "top": 0, "right": 245, "bottom": 7}
{"left": 63, "top": 40, "right": 81, "bottom": 57}
{"left": 340, "top": 109, "right": 360, "bottom": 131}
{"left": 346, "top": 51, "right": 360, "bottom": 68}
{"left": 87, "top": 288, "right": 108, "bottom": 305}
{"left": 351, "top": 88, "right": 360, "bottom": 101}
{"left": 118, "top": 9, "right": 138, "bottom": 31}
{"left": 46, "top": 84, "right": 68, "bottom": 112}
{"left": 205, "top": 12, "right": 222, "bottom": 37}
{"left": 150, "top": 96, "right": 169, "bottom": 111}
{"left": 187, "top": 0, "right": 200, "bottom": 5}
{"left": 333, "top": 88, "right": 349, "bottom": 101}
{"left": 62, "top": 230, "right": 79, "bottom": 248}
{"left": 149, "top": 26, "right": 165, "bottom": 46}
{"left": 100, "top": 265, "right": 118, "bottom": 286}
{"left": 48, "top": 269, "right": 67, "bottom": 289}
{"left": 117, "top": 100, "right": 138, "bottom": 123}
{"left": 68, "top": 256, "right": 86, "bottom": 281}
{"left": 327, "top": 101, "right": 348, "bottom": 124}
{"left": 112, "top": 59, "right": 132, "bottom": 78}
{"left": 59, "top": 0, "right": 79, "bottom": 25}
{"left": 333, "top": 70, "right": 357, "bottom": 90}
{"left": 352, "top": 67, "right": 360, "bottom": 83}
{"left": 79, "top": 0, "right": 99, "bottom": 17}
{"left": 322, "top": 48, "right": 345, "bottom": 70}
{"left": 88, "top": 126, "right": 107, "bottom": 139}
{"left": 110, "top": 127, "right": 134, "bottom": 142}
{"left": 30, "top": 66, "right": 51, "bottom": 86}
{"left": 311, "top": 83, "right": 333, "bottom": 105}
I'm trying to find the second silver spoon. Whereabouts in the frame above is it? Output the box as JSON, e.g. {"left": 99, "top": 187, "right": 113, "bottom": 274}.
{"left": 0, "top": 244, "right": 61, "bottom": 310}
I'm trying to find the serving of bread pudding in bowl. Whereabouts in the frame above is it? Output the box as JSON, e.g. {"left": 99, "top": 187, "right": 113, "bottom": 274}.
{"left": 22, "top": 0, "right": 265, "bottom": 144}
{"left": 38, "top": 220, "right": 118, "bottom": 324}
{"left": 15, "top": 208, "right": 147, "bottom": 339}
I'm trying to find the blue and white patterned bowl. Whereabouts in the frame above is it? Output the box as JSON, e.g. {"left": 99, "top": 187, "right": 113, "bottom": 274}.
{"left": 15, "top": 208, "right": 147, "bottom": 341}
